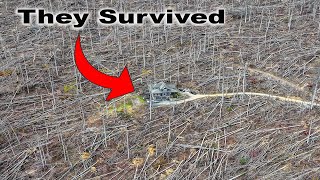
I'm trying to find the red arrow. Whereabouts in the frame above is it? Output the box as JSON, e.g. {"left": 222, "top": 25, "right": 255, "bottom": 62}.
{"left": 74, "top": 35, "right": 134, "bottom": 101}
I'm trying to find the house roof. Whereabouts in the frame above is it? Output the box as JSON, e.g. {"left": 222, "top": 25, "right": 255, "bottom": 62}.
{"left": 148, "top": 82, "right": 179, "bottom": 94}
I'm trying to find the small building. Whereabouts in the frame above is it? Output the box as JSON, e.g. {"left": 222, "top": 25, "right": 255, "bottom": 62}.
{"left": 148, "top": 82, "right": 179, "bottom": 102}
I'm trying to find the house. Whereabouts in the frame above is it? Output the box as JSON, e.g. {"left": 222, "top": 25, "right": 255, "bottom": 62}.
{"left": 148, "top": 82, "right": 179, "bottom": 102}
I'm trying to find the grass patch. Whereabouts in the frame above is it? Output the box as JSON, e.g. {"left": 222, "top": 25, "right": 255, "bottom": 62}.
{"left": 239, "top": 157, "right": 249, "bottom": 165}
{"left": 171, "top": 92, "right": 182, "bottom": 99}
{"left": 106, "top": 94, "right": 146, "bottom": 116}
{"left": 0, "top": 69, "right": 14, "bottom": 77}
{"left": 226, "top": 106, "right": 234, "bottom": 112}
{"left": 63, "top": 82, "right": 77, "bottom": 93}
{"left": 135, "top": 95, "right": 146, "bottom": 103}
